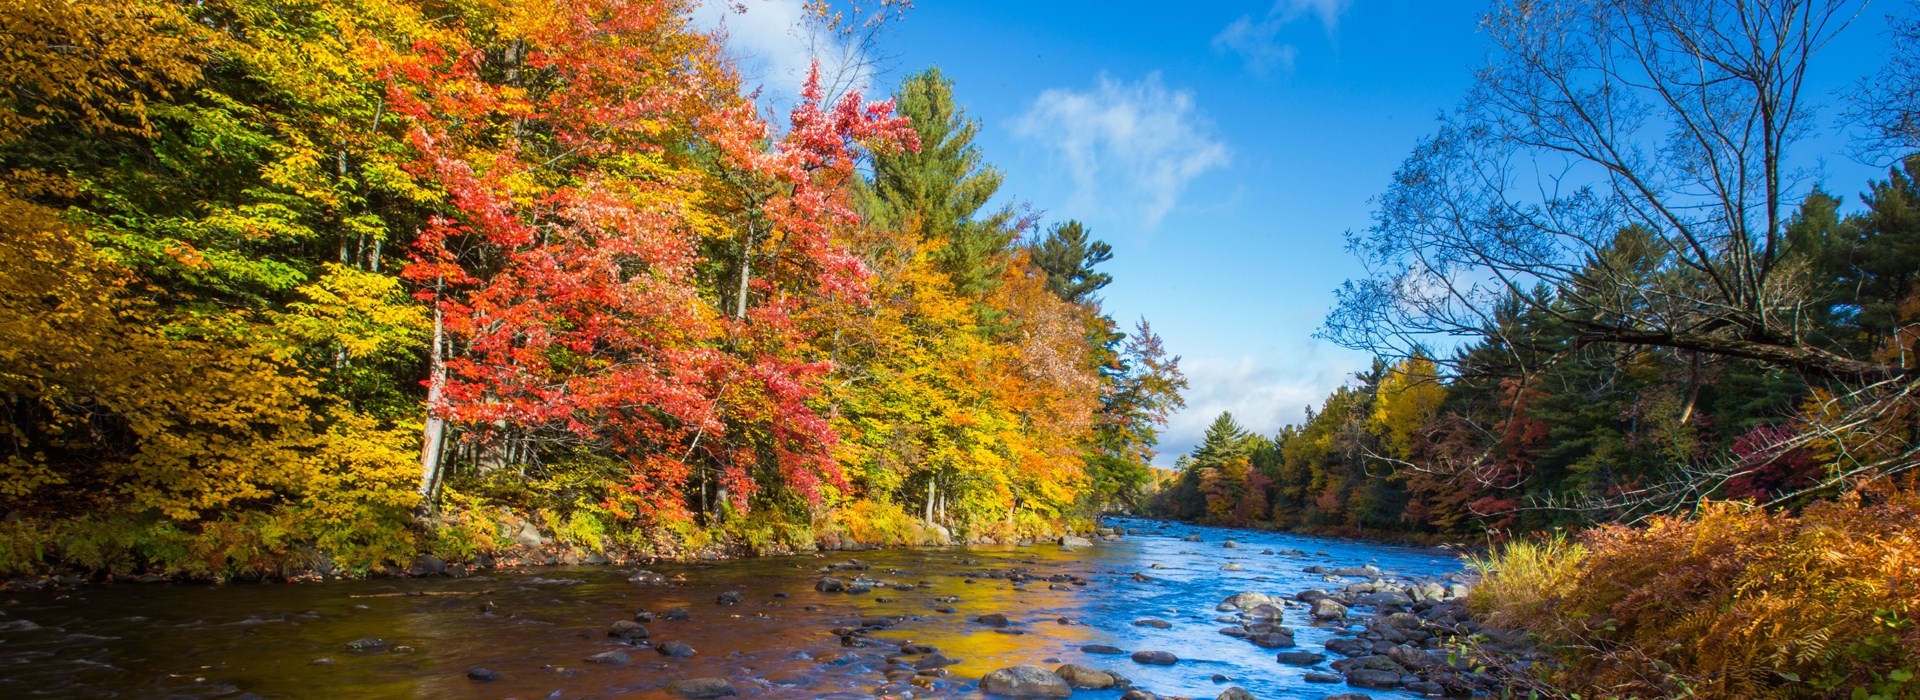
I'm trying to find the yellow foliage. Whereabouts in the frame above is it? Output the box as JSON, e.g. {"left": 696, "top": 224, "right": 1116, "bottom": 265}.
{"left": 1476, "top": 492, "right": 1920, "bottom": 699}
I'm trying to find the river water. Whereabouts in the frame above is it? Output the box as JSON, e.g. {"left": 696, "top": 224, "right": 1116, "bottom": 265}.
{"left": 0, "top": 518, "right": 1463, "bottom": 699}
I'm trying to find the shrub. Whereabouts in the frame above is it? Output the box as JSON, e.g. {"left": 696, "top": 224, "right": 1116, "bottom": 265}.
{"left": 1475, "top": 491, "right": 1920, "bottom": 699}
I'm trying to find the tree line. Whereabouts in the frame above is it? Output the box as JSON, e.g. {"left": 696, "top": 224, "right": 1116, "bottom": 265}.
{"left": 0, "top": 0, "right": 1185, "bottom": 575}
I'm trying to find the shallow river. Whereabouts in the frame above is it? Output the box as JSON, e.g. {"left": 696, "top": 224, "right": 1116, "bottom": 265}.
{"left": 0, "top": 518, "right": 1462, "bottom": 699}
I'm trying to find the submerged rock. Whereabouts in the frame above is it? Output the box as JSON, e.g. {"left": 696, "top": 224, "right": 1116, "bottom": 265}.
{"left": 664, "top": 678, "right": 737, "bottom": 697}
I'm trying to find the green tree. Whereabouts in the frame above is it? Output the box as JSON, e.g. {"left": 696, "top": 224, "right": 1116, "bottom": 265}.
{"left": 858, "top": 67, "right": 1022, "bottom": 299}
{"left": 1029, "top": 220, "right": 1113, "bottom": 305}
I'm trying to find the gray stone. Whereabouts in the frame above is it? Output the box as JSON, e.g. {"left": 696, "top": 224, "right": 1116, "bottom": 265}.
{"left": 1275, "top": 651, "right": 1327, "bottom": 666}
{"left": 656, "top": 641, "right": 696, "bottom": 658}
{"left": 1219, "top": 592, "right": 1277, "bottom": 611}
{"left": 1055, "top": 663, "right": 1116, "bottom": 689}
{"left": 1311, "top": 598, "right": 1348, "bottom": 621}
{"left": 1303, "top": 672, "right": 1344, "bottom": 683}
{"left": 1221, "top": 563, "right": 1246, "bottom": 571}
{"left": 608, "top": 620, "right": 649, "bottom": 639}
{"left": 1081, "top": 644, "right": 1125, "bottom": 654}
{"left": 1133, "top": 618, "right": 1173, "bottom": 628}
{"left": 1131, "top": 650, "right": 1178, "bottom": 665}
{"left": 466, "top": 667, "right": 500, "bottom": 681}
{"left": 1060, "top": 535, "right": 1094, "bottom": 548}
{"left": 815, "top": 577, "right": 846, "bottom": 593}
{"left": 978, "top": 613, "right": 1011, "bottom": 627}
{"left": 979, "top": 665, "right": 1072, "bottom": 698}
{"left": 1345, "top": 668, "right": 1403, "bottom": 689}
{"left": 1217, "top": 688, "right": 1256, "bottom": 700}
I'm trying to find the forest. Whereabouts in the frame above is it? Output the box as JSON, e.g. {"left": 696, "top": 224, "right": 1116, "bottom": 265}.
{"left": 0, "top": 0, "right": 1187, "bottom": 577}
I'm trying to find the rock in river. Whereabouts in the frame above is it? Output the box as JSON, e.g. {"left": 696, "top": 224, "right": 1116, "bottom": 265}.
{"left": 465, "top": 667, "right": 500, "bottom": 681}
{"left": 584, "top": 649, "right": 630, "bottom": 664}
{"left": 979, "top": 665, "right": 1072, "bottom": 698}
{"left": 656, "top": 641, "right": 697, "bottom": 658}
{"left": 608, "top": 620, "right": 649, "bottom": 639}
{"left": 664, "top": 678, "right": 737, "bottom": 697}
{"left": 1275, "top": 651, "right": 1327, "bottom": 666}
{"left": 1133, "top": 618, "right": 1172, "bottom": 628}
{"left": 1055, "top": 663, "right": 1116, "bottom": 689}
{"left": 1344, "top": 668, "right": 1403, "bottom": 689}
{"left": 1311, "top": 599, "right": 1348, "bottom": 621}
{"left": 1082, "top": 644, "right": 1125, "bottom": 654}
{"left": 1131, "top": 650, "right": 1178, "bottom": 665}
{"left": 1217, "top": 688, "right": 1256, "bottom": 700}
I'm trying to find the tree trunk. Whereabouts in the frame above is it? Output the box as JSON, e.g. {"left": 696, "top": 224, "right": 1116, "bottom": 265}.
{"left": 417, "top": 279, "right": 449, "bottom": 507}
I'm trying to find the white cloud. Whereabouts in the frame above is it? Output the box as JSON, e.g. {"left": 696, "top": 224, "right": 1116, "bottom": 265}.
{"left": 1212, "top": 0, "right": 1353, "bottom": 76}
{"left": 1154, "top": 350, "right": 1362, "bottom": 467}
{"left": 1013, "top": 73, "right": 1231, "bottom": 227}
{"left": 690, "top": 1, "right": 873, "bottom": 109}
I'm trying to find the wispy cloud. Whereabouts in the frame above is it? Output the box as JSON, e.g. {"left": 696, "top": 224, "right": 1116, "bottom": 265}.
{"left": 1013, "top": 73, "right": 1231, "bottom": 227}
{"left": 1213, "top": 0, "right": 1353, "bottom": 76}
{"left": 689, "top": 0, "right": 874, "bottom": 109}
{"left": 1155, "top": 350, "right": 1361, "bottom": 466}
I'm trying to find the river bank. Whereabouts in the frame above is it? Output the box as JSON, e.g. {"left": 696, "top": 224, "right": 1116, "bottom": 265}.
{"left": 0, "top": 517, "right": 1549, "bottom": 699}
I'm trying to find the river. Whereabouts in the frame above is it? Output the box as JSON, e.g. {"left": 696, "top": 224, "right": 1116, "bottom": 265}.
{"left": 0, "top": 518, "right": 1465, "bottom": 699}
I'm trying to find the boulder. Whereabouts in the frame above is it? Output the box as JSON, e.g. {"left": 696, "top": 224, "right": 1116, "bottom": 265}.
{"left": 1133, "top": 618, "right": 1173, "bottom": 628}
{"left": 1221, "top": 563, "right": 1246, "bottom": 571}
{"left": 1081, "top": 644, "right": 1125, "bottom": 654}
{"left": 1217, "top": 688, "right": 1256, "bottom": 700}
{"left": 1221, "top": 540, "right": 1240, "bottom": 549}
{"left": 656, "top": 641, "right": 697, "bottom": 658}
{"left": 1311, "top": 599, "right": 1348, "bottom": 621}
{"left": 1345, "top": 668, "right": 1402, "bottom": 689}
{"left": 979, "top": 665, "right": 1072, "bottom": 698}
{"left": 609, "top": 620, "right": 649, "bottom": 639}
{"left": 1060, "top": 535, "right": 1095, "bottom": 548}
{"left": 1054, "top": 663, "right": 1116, "bottom": 689}
{"left": 1356, "top": 590, "right": 1413, "bottom": 608}
{"left": 815, "top": 577, "right": 847, "bottom": 593}
{"left": 466, "top": 667, "right": 500, "bottom": 681}
{"left": 977, "top": 613, "right": 1011, "bottom": 627}
{"left": 1219, "top": 592, "right": 1277, "bottom": 611}
{"left": 584, "top": 649, "right": 630, "bottom": 664}
{"left": 407, "top": 555, "right": 446, "bottom": 576}
{"left": 1275, "top": 651, "right": 1327, "bottom": 666}
{"left": 1324, "top": 637, "right": 1371, "bottom": 657}
{"left": 1304, "top": 673, "right": 1345, "bottom": 684}
{"left": 1242, "top": 603, "right": 1285, "bottom": 621}
{"left": 1130, "top": 650, "right": 1177, "bottom": 665}
{"left": 664, "top": 678, "right": 737, "bottom": 698}
{"left": 1246, "top": 628, "right": 1296, "bottom": 648}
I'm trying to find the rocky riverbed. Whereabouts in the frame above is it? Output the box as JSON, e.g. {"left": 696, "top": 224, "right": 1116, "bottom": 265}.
{"left": 0, "top": 519, "right": 1533, "bottom": 699}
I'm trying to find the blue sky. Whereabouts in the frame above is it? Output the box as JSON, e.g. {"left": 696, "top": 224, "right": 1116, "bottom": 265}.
{"left": 697, "top": 0, "right": 1908, "bottom": 464}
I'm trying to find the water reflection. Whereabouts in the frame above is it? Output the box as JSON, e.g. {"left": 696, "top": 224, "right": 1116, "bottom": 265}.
{"left": 0, "top": 518, "right": 1461, "bottom": 699}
